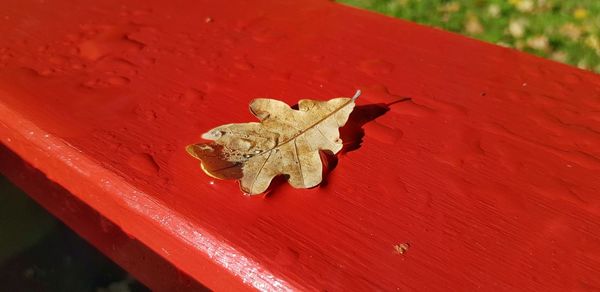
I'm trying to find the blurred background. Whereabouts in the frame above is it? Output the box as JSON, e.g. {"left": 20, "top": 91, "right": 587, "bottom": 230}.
{"left": 1, "top": 1, "right": 598, "bottom": 291}
{"left": 0, "top": 176, "right": 149, "bottom": 292}
{"left": 340, "top": 0, "right": 600, "bottom": 73}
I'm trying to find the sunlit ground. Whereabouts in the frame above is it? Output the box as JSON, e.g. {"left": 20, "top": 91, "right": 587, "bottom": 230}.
{"left": 339, "top": 0, "right": 600, "bottom": 73}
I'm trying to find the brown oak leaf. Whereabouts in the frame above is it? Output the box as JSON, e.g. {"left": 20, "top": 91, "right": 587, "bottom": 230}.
{"left": 186, "top": 90, "right": 360, "bottom": 195}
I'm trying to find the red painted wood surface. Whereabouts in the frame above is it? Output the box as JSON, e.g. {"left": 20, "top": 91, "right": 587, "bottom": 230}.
{"left": 1, "top": 0, "right": 600, "bottom": 290}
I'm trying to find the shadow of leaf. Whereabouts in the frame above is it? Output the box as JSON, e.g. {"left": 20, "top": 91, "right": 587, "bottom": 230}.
{"left": 320, "top": 98, "right": 411, "bottom": 188}
{"left": 266, "top": 97, "right": 411, "bottom": 194}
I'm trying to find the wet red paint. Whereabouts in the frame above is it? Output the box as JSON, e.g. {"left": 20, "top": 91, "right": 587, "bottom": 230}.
{"left": 1, "top": 0, "right": 600, "bottom": 290}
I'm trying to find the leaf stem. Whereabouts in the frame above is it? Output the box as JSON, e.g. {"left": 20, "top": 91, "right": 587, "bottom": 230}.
{"left": 352, "top": 89, "right": 361, "bottom": 101}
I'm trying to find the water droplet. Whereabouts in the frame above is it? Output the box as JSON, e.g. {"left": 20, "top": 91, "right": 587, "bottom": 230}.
{"left": 364, "top": 121, "right": 403, "bottom": 144}
{"left": 82, "top": 75, "right": 130, "bottom": 88}
{"left": 270, "top": 71, "right": 291, "bottom": 81}
{"left": 563, "top": 73, "right": 582, "bottom": 85}
{"left": 38, "top": 68, "right": 54, "bottom": 76}
{"left": 391, "top": 100, "right": 435, "bottom": 117}
{"left": 127, "top": 153, "right": 159, "bottom": 176}
{"left": 64, "top": 33, "right": 79, "bottom": 42}
{"left": 46, "top": 55, "right": 65, "bottom": 65}
{"left": 82, "top": 79, "right": 98, "bottom": 88}
{"left": 95, "top": 57, "right": 139, "bottom": 75}
{"left": 234, "top": 60, "right": 254, "bottom": 71}
{"left": 106, "top": 76, "right": 130, "bottom": 86}
{"left": 131, "top": 8, "right": 152, "bottom": 16}
{"left": 232, "top": 138, "right": 254, "bottom": 151}
{"left": 414, "top": 96, "right": 467, "bottom": 117}
{"left": 36, "top": 45, "right": 49, "bottom": 52}
{"left": 178, "top": 88, "right": 205, "bottom": 108}
{"left": 77, "top": 25, "right": 145, "bottom": 61}
{"left": 71, "top": 63, "right": 84, "bottom": 70}
{"left": 138, "top": 109, "right": 157, "bottom": 121}
{"left": 313, "top": 68, "right": 338, "bottom": 83}
{"left": 360, "top": 84, "right": 405, "bottom": 104}
{"left": 252, "top": 29, "right": 284, "bottom": 43}
{"left": 358, "top": 59, "right": 394, "bottom": 76}
{"left": 275, "top": 247, "right": 299, "bottom": 266}
{"left": 141, "top": 57, "right": 156, "bottom": 65}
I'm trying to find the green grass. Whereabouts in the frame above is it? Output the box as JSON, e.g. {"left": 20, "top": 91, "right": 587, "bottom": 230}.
{"left": 338, "top": 0, "right": 600, "bottom": 73}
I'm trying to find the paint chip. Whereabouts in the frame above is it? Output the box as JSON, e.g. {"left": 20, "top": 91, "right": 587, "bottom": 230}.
{"left": 394, "top": 243, "right": 410, "bottom": 255}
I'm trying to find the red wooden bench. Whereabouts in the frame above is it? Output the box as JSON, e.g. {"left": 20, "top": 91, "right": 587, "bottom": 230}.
{"left": 2, "top": 0, "right": 600, "bottom": 290}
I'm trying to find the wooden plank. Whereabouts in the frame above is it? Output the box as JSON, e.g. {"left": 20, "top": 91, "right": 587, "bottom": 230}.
{"left": 1, "top": 0, "right": 600, "bottom": 290}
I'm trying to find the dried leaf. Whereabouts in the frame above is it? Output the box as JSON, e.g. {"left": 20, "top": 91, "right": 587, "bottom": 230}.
{"left": 186, "top": 91, "right": 360, "bottom": 195}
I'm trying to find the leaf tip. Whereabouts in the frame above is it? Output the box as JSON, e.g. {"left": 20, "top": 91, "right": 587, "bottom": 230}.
{"left": 352, "top": 89, "right": 361, "bottom": 101}
{"left": 201, "top": 129, "right": 223, "bottom": 140}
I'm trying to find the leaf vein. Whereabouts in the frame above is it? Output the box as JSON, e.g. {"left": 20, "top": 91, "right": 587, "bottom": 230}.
{"left": 293, "top": 139, "right": 304, "bottom": 186}
{"left": 250, "top": 150, "right": 273, "bottom": 192}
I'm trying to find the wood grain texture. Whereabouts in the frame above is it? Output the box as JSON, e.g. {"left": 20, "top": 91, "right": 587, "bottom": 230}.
{"left": 1, "top": 0, "right": 600, "bottom": 290}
